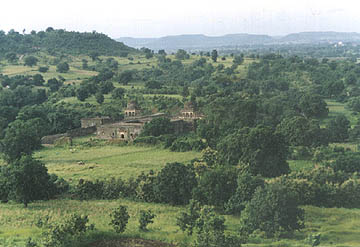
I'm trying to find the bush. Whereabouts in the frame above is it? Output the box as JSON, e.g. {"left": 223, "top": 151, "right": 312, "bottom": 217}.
{"left": 154, "top": 162, "right": 197, "bottom": 205}
{"left": 170, "top": 135, "right": 206, "bottom": 152}
{"left": 192, "top": 167, "right": 238, "bottom": 209}
{"left": 41, "top": 214, "right": 94, "bottom": 247}
{"left": 240, "top": 183, "right": 304, "bottom": 238}
{"left": 109, "top": 205, "right": 130, "bottom": 233}
{"left": 225, "top": 171, "right": 264, "bottom": 215}
{"left": 139, "top": 210, "right": 156, "bottom": 231}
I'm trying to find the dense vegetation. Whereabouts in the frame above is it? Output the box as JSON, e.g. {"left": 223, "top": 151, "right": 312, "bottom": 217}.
{"left": 1, "top": 28, "right": 360, "bottom": 246}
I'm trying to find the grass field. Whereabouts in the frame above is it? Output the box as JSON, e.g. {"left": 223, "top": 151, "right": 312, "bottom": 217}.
{"left": 34, "top": 140, "right": 200, "bottom": 184}
{"left": 325, "top": 100, "right": 358, "bottom": 127}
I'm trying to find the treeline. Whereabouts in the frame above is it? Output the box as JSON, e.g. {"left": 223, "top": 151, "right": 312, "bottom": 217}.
{"left": 0, "top": 28, "right": 136, "bottom": 57}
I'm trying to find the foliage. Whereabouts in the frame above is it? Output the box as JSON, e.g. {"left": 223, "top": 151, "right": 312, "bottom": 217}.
{"left": 1, "top": 156, "right": 57, "bottom": 207}
{"left": 192, "top": 167, "right": 238, "bottom": 209}
{"left": 225, "top": 171, "right": 264, "bottom": 215}
{"left": 154, "top": 162, "right": 197, "bottom": 205}
{"left": 56, "top": 62, "right": 70, "bottom": 73}
{"left": 240, "top": 183, "right": 304, "bottom": 238}
{"left": 0, "top": 119, "right": 43, "bottom": 162}
{"left": 41, "top": 213, "right": 94, "bottom": 247}
{"left": 139, "top": 209, "right": 156, "bottom": 231}
{"left": 140, "top": 117, "right": 174, "bottom": 137}
{"left": 24, "top": 56, "right": 38, "bottom": 67}
{"left": 109, "top": 205, "right": 130, "bottom": 233}
{"left": 326, "top": 114, "right": 350, "bottom": 142}
{"left": 217, "top": 125, "right": 290, "bottom": 177}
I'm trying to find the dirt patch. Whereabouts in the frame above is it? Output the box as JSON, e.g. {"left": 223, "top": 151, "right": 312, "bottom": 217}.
{"left": 89, "top": 238, "right": 176, "bottom": 247}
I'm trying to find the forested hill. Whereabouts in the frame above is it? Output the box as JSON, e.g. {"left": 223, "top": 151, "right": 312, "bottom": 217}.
{"left": 117, "top": 34, "right": 273, "bottom": 50}
{"left": 118, "top": 31, "right": 360, "bottom": 51}
{"left": 0, "top": 28, "right": 137, "bottom": 57}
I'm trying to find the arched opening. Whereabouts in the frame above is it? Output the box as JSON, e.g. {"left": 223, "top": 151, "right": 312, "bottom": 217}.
{"left": 121, "top": 134, "right": 125, "bottom": 139}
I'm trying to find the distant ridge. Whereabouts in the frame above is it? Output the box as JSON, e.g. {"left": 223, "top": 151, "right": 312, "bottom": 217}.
{"left": 117, "top": 32, "right": 360, "bottom": 51}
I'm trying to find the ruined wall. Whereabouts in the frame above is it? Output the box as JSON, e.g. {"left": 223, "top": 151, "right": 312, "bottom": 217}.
{"left": 97, "top": 123, "right": 143, "bottom": 141}
{"left": 67, "top": 126, "right": 97, "bottom": 137}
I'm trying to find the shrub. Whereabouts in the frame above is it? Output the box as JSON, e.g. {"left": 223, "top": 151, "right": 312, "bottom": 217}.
{"left": 240, "top": 183, "right": 304, "bottom": 238}
{"left": 225, "top": 171, "right": 264, "bottom": 215}
{"left": 139, "top": 210, "right": 156, "bottom": 231}
{"left": 192, "top": 167, "right": 238, "bottom": 209}
{"left": 41, "top": 214, "right": 94, "bottom": 247}
{"left": 154, "top": 162, "right": 197, "bottom": 205}
{"left": 39, "top": 66, "right": 49, "bottom": 73}
{"left": 109, "top": 205, "right": 130, "bottom": 233}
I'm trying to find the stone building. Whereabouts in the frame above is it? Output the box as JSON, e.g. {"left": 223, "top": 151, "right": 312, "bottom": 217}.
{"left": 96, "top": 113, "right": 166, "bottom": 141}
{"left": 124, "top": 101, "right": 141, "bottom": 118}
{"left": 179, "top": 102, "right": 203, "bottom": 120}
{"left": 81, "top": 117, "right": 112, "bottom": 128}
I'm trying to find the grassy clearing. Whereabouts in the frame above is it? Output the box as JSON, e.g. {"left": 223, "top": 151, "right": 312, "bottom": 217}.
{"left": 34, "top": 142, "right": 200, "bottom": 184}
{"left": 1, "top": 200, "right": 360, "bottom": 247}
{"left": 288, "top": 159, "right": 316, "bottom": 172}
{"left": 325, "top": 100, "right": 358, "bottom": 127}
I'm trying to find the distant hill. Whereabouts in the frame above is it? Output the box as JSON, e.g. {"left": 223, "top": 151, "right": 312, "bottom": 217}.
{"left": 281, "top": 32, "right": 360, "bottom": 43}
{"left": 117, "top": 33, "right": 273, "bottom": 51}
{"left": 117, "top": 32, "right": 360, "bottom": 51}
{"left": 0, "top": 29, "right": 137, "bottom": 56}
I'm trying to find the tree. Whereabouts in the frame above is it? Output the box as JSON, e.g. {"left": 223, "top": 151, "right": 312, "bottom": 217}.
{"left": 155, "top": 162, "right": 197, "bottom": 205}
{"left": 112, "top": 87, "right": 126, "bottom": 99}
{"left": 24, "top": 56, "right": 38, "bottom": 67}
{"left": 192, "top": 167, "right": 238, "bottom": 208}
{"left": 298, "top": 94, "right": 328, "bottom": 118}
{"left": 95, "top": 92, "right": 104, "bottom": 104}
{"left": 217, "top": 125, "right": 290, "bottom": 177}
{"left": 33, "top": 74, "right": 45, "bottom": 86}
{"left": 175, "top": 49, "right": 190, "bottom": 60}
{"left": 327, "top": 114, "right": 350, "bottom": 142}
{"left": 240, "top": 183, "right": 304, "bottom": 238}
{"left": 276, "top": 116, "right": 328, "bottom": 147}
{"left": 5, "top": 52, "right": 17, "bottom": 63}
{"left": 56, "top": 62, "right": 70, "bottom": 73}
{"left": 47, "top": 78, "right": 63, "bottom": 92}
{"left": 139, "top": 210, "right": 156, "bottom": 231}
{"left": 0, "top": 120, "right": 42, "bottom": 162}
{"left": 141, "top": 117, "right": 173, "bottom": 137}
{"left": 117, "top": 70, "right": 133, "bottom": 85}
{"left": 211, "top": 50, "right": 218, "bottom": 62}
{"left": 177, "top": 202, "right": 242, "bottom": 247}
{"left": 109, "top": 205, "right": 130, "bottom": 233}
{"left": 76, "top": 86, "right": 90, "bottom": 101}
{"left": 7, "top": 156, "right": 55, "bottom": 207}
{"left": 225, "top": 171, "right": 264, "bottom": 215}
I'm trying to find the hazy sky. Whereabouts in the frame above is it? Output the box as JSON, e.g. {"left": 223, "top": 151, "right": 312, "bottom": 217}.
{"left": 1, "top": 0, "right": 360, "bottom": 38}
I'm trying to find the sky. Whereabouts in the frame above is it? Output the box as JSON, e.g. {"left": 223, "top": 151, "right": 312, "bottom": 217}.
{"left": 1, "top": 0, "right": 360, "bottom": 38}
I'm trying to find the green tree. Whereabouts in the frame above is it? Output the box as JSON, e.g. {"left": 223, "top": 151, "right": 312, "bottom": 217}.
{"left": 95, "top": 92, "right": 104, "bottom": 104}
{"left": 7, "top": 156, "right": 54, "bottom": 207}
{"left": 141, "top": 117, "right": 173, "bottom": 137}
{"left": 0, "top": 120, "right": 42, "bottom": 162}
{"left": 192, "top": 167, "right": 238, "bottom": 208}
{"left": 327, "top": 114, "right": 350, "bottom": 142}
{"left": 211, "top": 50, "right": 218, "bottom": 62}
{"left": 112, "top": 87, "right": 126, "bottom": 99}
{"left": 155, "top": 162, "right": 197, "bottom": 205}
{"left": 298, "top": 94, "right": 328, "bottom": 118}
{"left": 175, "top": 49, "right": 190, "bottom": 60}
{"left": 56, "top": 62, "right": 70, "bottom": 73}
{"left": 240, "top": 183, "right": 304, "bottom": 238}
{"left": 24, "top": 56, "right": 38, "bottom": 67}
{"left": 276, "top": 116, "right": 328, "bottom": 147}
{"left": 109, "top": 205, "right": 130, "bottom": 233}
{"left": 47, "top": 78, "right": 63, "bottom": 92}
{"left": 139, "top": 210, "right": 156, "bottom": 231}
{"left": 33, "top": 74, "right": 45, "bottom": 86}
{"left": 5, "top": 52, "right": 17, "bottom": 63}
{"left": 217, "top": 125, "right": 290, "bottom": 177}
{"left": 225, "top": 171, "right": 264, "bottom": 215}
{"left": 117, "top": 70, "right": 133, "bottom": 85}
